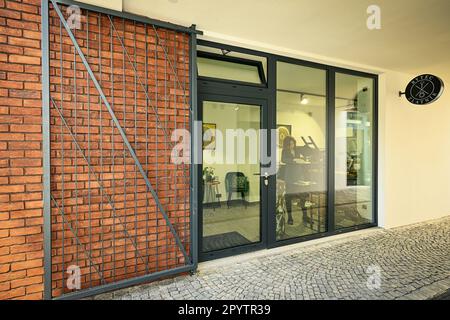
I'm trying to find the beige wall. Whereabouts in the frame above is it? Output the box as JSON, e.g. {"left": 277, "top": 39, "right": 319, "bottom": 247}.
{"left": 76, "top": 0, "right": 122, "bottom": 11}
{"left": 379, "top": 71, "right": 450, "bottom": 228}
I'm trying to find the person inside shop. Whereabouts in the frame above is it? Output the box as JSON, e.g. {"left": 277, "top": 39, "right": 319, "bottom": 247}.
{"left": 281, "top": 136, "right": 312, "bottom": 226}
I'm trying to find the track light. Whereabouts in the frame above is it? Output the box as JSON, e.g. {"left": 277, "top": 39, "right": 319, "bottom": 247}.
{"left": 300, "top": 94, "right": 309, "bottom": 105}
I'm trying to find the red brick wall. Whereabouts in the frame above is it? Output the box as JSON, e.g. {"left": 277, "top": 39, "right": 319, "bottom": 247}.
{"left": 0, "top": 0, "right": 191, "bottom": 300}
{"left": 0, "top": 0, "right": 44, "bottom": 300}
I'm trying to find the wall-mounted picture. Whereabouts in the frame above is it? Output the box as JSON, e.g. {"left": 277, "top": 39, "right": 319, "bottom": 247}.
{"left": 277, "top": 124, "right": 292, "bottom": 147}
{"left": 203, "top": 123, "right": 217, "bottom": 150}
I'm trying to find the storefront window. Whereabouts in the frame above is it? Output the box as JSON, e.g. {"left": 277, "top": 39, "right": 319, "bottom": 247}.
{"left": 334, "top": 73, "right": 374, "bottom": 229}
{"left": 276, "top": 62, "right": 327, "bottom": 240}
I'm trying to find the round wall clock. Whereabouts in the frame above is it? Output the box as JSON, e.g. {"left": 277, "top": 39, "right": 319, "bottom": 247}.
{"left": 400, "top": 74, "right": 445, "bottom": 105}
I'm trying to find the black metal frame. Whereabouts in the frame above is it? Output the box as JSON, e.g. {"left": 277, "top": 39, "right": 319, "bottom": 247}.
{"left": 197, "top": 39, "right": 379, "bottom": 258}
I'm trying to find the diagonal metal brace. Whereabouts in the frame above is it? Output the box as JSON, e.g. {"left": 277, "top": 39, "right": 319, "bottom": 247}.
{"left": 50, "top": 0, "right": 190, "bottom": 263}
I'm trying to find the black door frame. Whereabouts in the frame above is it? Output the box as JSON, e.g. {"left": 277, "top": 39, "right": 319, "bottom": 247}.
{"left": 196, "top": 39, "right": 379, "bottom": 260}
{"left": 197, "top": 93, "right": 270, "bottom": 261}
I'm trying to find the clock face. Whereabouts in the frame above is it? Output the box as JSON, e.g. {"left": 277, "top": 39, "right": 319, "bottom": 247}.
{"left": 405, "top": 74, "right": 444, "bottom": 105}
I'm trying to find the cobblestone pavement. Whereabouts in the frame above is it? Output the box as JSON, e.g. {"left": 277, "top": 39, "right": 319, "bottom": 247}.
{"left": 93, "top": 217, "right": 450, "bottom": 300}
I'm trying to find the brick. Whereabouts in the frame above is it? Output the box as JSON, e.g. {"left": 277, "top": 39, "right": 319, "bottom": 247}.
{"left": 6, "top": 18, "right": 38, "bottom": 31}
{"left": 0, "top": 282, "right": 10, "bottom": 292}
{"left": 10, "top": 242, "right": 42, "bottom": 254}
{"left": 6, "top": 1, "right": 37, "bottom": 14}
{"left": 0, "top": 80, "right": 23, "bottom": 89}
{"left": 24, "top": 200, "right": 42, "bottom": 209}
{"left": 0, "top": 44, "right": 23, "bottom": 54}
{"left": 0, "top": 219, "right": 24, "bottom": 229}
{"left": 1, "top": 202, "right": 24, "bottom": 211}
{"left": 10, "top": 158, "right": 41, "bottom": 167}
{"left": 10, "top": 124, "right": 41, "bottom": 132}
{"left": 7, "top": 72, "right": 39, "bottom": 82}
{"left": 7, "top": 36, "right": 40, "bottom": 48}
{"left": 26, "top": 267, "right": 43, "bottom": 277}
{"left": 25, "top": 283, "right": 43, "bottom": 294}
{"left": 11, "top": 258, "right": 42, "bottom": 271}
{"left": 0, "top": 25, "right": 21, "bottom": 36}
{"left": 0, "top": 9, "right": 21, "bottom": 20}
{"left": 10, "top": 209, "right": 41, "bottom": 219}
{"left": 0, "top": 97, "right": 22, "bottom": 106}
{"left": 21, "top": 12, "right": 40, "bottom": 23}
{"left": 23, "top": 30, "right": 39, "bottom": 40}
{"left": 17, "top": 292, "right": 42, "bottom": 300}
{"left": 8, "top": 141, "right": 40, "bottom": 150}
{"left": 0, "top": 62, "right": 24, "bottom": 72}
{"left": 0, "top": 287, "right": 25, "bottom": 300}
{"left": 9, "top": 226, "right": 41, "bottom": 236}
{"left": 10, "top": 276, "right": 42, "bottom": 289}
{"left": 0, "top": 168, "right": 23, "bottom": 176}
{"left": 9, "top": 54, "right": 41, "bottom": 65}
{"left": 0, "top": 236, "right": 25, "bottom": 247}
{"left": 0, "top": 253, "right": 25, "bottom": 264}
{"left": 10, "top": 192, "right": 41, "bottom": 202}
{"left": 0, "top": 184, "right": 25, "bottom": 194}
{"left": 25, "top": 217, "right": 42, "bottom": 226}
{"left": 0, "top": 264, "right": 10, "bottom": 274}
{"left": 25, "top": 250, "right": 42, "bottom": 259}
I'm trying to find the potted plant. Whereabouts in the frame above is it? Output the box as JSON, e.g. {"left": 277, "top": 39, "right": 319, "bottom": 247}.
{"left": 203, "top": 167, "right": 215, "bottom": 182}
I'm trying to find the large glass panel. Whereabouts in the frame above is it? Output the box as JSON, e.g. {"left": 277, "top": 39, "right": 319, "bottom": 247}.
{"left": 335, "top": 73, "right": 374, "bottom": 229}
{"left": 276, "top": 62, "right": 327, "bottom": 241}
{"left": 202, "top": 101, "right": 261, "bottom": 253}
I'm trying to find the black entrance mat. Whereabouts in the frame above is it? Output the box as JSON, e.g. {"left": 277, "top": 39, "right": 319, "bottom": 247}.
{"left": 203, "top": 232, "right": 251, "bottom": 253}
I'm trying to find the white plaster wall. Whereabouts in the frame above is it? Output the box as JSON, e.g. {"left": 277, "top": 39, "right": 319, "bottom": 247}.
{"left": 379, "top": 71, "right": 450, "bottom": 228}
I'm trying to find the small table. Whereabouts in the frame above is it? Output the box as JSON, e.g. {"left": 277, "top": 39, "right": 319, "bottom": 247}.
{"left": 204, "top": 180, "right": 221, "bottom": 210}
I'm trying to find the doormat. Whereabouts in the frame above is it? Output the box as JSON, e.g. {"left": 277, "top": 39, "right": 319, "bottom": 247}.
{"left": 203, "top": 232, "right": 251, "bottom": 253}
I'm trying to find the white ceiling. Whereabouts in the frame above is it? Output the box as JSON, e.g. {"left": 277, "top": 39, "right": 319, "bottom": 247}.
{"left": 123, "top": 0, "right": 450, "bottom": 81}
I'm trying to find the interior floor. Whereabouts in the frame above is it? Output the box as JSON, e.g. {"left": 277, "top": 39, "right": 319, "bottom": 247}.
{"left": 202, "top": 200, "right": 371, "bottom": 253}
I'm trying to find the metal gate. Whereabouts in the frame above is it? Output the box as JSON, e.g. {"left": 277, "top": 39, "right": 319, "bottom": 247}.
{"left": 41, "top": 0, "right": 199, "bottom": 299}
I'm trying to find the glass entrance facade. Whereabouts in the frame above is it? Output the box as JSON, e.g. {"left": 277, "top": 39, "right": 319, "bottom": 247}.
{"left": 197, "top": 40, "right": 377, "bottom": 261}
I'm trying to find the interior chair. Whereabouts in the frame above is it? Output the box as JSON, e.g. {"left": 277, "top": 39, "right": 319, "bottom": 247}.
{"left": 225, "top": 172, "right": 249, "bottom": 209}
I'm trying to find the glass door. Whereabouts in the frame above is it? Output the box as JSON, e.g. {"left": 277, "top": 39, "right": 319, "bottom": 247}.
{"left": 199, "top": 95, "right": 268, "bottom": 261}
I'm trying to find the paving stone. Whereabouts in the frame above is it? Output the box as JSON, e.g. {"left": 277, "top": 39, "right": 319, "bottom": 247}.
{"left": 91, "top": 217, "right": 450, "bottom": 300}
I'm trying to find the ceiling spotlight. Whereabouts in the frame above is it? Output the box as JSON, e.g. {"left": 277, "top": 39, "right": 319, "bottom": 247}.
{"left": 234, "top": 106, "right": 240, "bottom": 111}
{"left": 300, "top": 94, "right": 309, "bottom": 105}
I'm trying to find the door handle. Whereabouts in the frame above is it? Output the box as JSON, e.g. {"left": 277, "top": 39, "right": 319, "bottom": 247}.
{"left": 263, "top": 172, "right": 269, "bottom": 186}
{"left": 254, "top": 172, "right": 269, "bottom": 186}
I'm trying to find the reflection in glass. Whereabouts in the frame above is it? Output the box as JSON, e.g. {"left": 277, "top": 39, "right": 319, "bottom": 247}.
{"left": 202, "top": 101, "right": 261, "bottom": 253}
{"left": 335, "top": 73, "right": 374, "bottom": 229}
{"left": 276, "top": 62, "right": 327, "bottom": 241}
{"left": 197, "top": 55, "right": 265, "bottom": 85}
